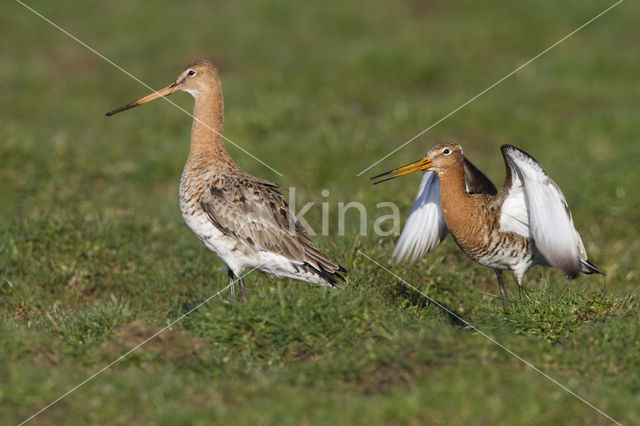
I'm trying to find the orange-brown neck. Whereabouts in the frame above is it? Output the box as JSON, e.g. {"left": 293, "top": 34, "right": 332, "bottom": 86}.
{"left": 187, "top": 83, "right": 236, "bottom": 172}
{"left": 437, "top": 160, "right": 479, "bottom": 239}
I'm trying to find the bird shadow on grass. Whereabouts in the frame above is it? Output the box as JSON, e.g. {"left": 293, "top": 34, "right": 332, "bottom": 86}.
{"left": 386, "top": 281, "right": 469, "bottom": 328}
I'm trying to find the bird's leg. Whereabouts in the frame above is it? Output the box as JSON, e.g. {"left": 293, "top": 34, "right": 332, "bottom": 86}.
{"left": 238, "top": 276, "right": 248, "bottom": 300}
{"left": 514, "top": 272, "right": 525, "bottom": 301}
{"left": 518, "top": 280, "right": 524, "bottom": 302}
{"left": 518, "top": 282, "right": 523, "bottom": 300}
{"left": 495, "top": 270, "right": 507, "bottom": 309}
{"left": 227, "top": 268, "right": 236, "bottom": 301}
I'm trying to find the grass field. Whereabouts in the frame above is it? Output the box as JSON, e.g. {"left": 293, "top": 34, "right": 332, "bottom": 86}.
{"left": 2, "top": 0, "right": 639, "bottom": 424}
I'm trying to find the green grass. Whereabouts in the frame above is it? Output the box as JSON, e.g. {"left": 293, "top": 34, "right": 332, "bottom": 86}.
{"left": 2, "top": 0, "right": 640, "bottom": 424}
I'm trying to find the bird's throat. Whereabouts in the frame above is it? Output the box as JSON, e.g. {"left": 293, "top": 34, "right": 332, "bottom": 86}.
{"left": 438, "top": 162, "right": 478, "bottom": 238}
{"left": 188, "top": 87, "right": 235, "bottom": 171}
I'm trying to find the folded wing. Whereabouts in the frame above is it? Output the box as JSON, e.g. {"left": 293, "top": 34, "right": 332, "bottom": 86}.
{"left": 200, "top": 174, "right": 345, "bottom": 284}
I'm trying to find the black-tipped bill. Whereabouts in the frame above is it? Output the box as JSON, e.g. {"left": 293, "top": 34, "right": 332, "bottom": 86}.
{"left": 106, "top": 82, "right": 178, "bottom": 116}
{"left": 371, "top": 156, "right": 432, "bottom": 184}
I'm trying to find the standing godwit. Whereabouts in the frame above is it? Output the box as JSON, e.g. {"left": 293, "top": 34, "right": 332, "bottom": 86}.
{"left": 372, "top": 141, "right": 603, "bottom": 300}
{"left": 106, "top": 60, "right": 345, "bottom": 299}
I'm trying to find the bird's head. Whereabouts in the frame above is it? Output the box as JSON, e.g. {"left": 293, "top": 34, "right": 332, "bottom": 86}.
{"left": 106, "top": 60, "right": 221, "bottom": 116}
{"left": 371, "top": 141, "right": 464, "bottom": 184}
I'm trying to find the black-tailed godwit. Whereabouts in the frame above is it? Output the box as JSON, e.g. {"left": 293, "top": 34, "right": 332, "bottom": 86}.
{"left": 372, "top": 141, "right": 603, "bottom": 300}
{"left": 106, "top": 60, "right": 345, "bottom": 299}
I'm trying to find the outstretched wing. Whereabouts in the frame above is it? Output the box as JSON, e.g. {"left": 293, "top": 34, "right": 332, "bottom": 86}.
{"left": 500, "top": 144, "right": 585, "bottom": 278}
{"left": 392, "top": 171, "right": 448, "bottom": 263}
{"left": 393, "top": 158, "right": 497, "bottom": 264}
{"left": 200, "top": 174, "right": 344, "bottom": 283}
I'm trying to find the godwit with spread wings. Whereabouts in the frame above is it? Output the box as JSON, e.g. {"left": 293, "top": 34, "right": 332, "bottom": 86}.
{"left": 107, "top": 60, "right": 345, "bottom": 299}
{"left": 372, "top": 141, "right": 602, "bottom": 300}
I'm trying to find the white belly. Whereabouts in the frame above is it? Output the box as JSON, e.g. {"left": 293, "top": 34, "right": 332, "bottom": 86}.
{"left": 180, "top": 201, "right": 243, "bottom": 269}
{"left": 179, "top": 201, "right": 330, "bottom": 286}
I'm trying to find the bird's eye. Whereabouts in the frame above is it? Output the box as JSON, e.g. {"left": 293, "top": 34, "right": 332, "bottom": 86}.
{"left": 188, "top": 70, "right": 196, "bottom": 76}
{"left": 443, "top": 148, "right": 451, "bottom": 155}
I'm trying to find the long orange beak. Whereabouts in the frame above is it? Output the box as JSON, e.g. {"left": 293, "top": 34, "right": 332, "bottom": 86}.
{"left": 105, "top": 81, "right": 179, "bottom": 116}
{"left": 371, "top": 156, "right": 432, "bottom": 184}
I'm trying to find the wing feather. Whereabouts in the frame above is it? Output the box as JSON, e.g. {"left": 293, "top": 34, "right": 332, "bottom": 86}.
{"left": 200, "top": 174, "right": 344, "bottom": 281}
{"left": 392, "top": 171, "right": 448, "bottom": 263}
{"left": 498, "top": 162, "right": 532, "bottom": 238}
{"left": 501, "top": 145, "right": 583, "bottom": 277}
{"left": 463, "top": 158, "right": 498, "bottom": 195}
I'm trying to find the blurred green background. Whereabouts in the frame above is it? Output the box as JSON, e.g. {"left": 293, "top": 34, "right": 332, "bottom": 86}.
{"left": 1, "top": 0, "right": 639, "bottom": 424}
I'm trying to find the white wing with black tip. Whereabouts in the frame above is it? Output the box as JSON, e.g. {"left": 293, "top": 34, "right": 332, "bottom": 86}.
{"left": 500, "top": 144, "right": 586, "bottom": 278}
